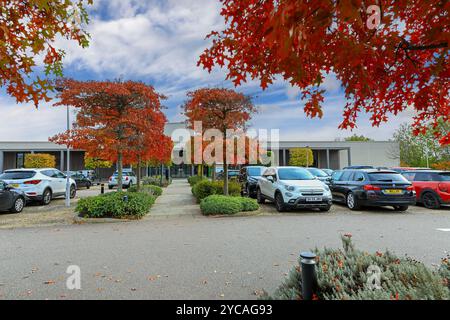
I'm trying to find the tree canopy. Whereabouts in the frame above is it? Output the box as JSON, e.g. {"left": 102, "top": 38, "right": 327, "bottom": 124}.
{"left": 199, "top": 1, "right": 449, "bottom": 145}
{"left": 0, "top": 0, "right": 92, "bottom": 106}
{"left": 50, "top": 79, "right": 171, "bottom": 190}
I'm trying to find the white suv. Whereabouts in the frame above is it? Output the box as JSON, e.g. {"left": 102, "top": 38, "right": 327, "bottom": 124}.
{"left": 256, "top": 167, "right": 333, "bottom": 212}
{"left": 108, "top": 170, "right": 137, "bottom": 189}
{"left": 0, "top": 169, "right": 77, "bottom": 205}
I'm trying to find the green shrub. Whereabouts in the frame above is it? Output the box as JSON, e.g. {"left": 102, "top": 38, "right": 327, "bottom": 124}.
{"left": 76, "top": 192, "right": 155, "bottom": 219}
{"left": 200, "top": 195, "right": 243, "bottom": 216}
{"left": 192, "top": 180, "right": 215, "bottom": 201}
{"left": 266, "top": 236, "right": 450, "bottom": 300}
{"left": 239, "top": 197, "right": 259, "bottom": 212}
{"left": 128, "top": 184, "right": 163, "bottom": 197}
{"left": 188, "top": 175, "right": 207, "bottom": 186}
{"left": 142, "top": 176, "right": 170, "bottom": 188}
{"left": 200, "top": 195, "right": 260, "bottom": 216}
{"left": 192, "top": 180, "right": 241, "bottom": 201}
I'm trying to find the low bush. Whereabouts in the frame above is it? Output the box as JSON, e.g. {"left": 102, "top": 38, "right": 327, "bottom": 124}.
{"left": 266, "top": 235, "right": 450, "bottom": 300}
{"left": 239, "top": 197, "right": 259, "bottom": 212}
{"left": 128, "top": 184, "right": 163, "bottom": 197}
{"left": 142, "top": 176, "right": 170, "bottom": 188}
{"left": 188, "top": 175, "right": 207, "bottom": 186}
{"left": 192, "top": 180, "right": 241, "bottom": 201}
{"left": 76, "top": 192, "right": 155, "bottom": 219}
{"left": 200, "top": 195, "right": 243, "bottom": 216}
{"left": 200, "top": 195, "right": 260, "bottom": 216}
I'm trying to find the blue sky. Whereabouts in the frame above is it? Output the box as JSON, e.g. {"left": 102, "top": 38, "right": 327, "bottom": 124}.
{"left": 0, "top": 0, "right": 414, "bottom": 142}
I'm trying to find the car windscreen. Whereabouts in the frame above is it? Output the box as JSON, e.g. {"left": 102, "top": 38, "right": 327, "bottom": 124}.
{"left": 248, "top": 167, "right": 263, "bottom": 176}
{"left": 307, "top": 168, "right": 329, "bottom": 177}
{"left": 368, "top": 173, "right": 409, "bottom": 183}
{"left": 439, "top": 173, "right": 450, "bottom": 181}
{"left": 229, "top": 171, "right": 239, "bottom": 176}
{"left": 278, "top": 168, "right": 314, "bottom": 181}
{"left": 0, "top": 171, "right": 36, "bottom": 180}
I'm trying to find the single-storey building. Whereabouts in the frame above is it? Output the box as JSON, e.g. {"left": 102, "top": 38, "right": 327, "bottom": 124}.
{"left": 0, "top": 123, "right": 400, "bottom": 175}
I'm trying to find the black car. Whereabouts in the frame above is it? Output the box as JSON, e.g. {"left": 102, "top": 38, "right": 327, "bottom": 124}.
{"left": 239, "top": 166, "right": 266, "bottom": 198}
{"left": 0, "top": 180, "right": 26, "bottom": 213}
{"left": 330, "top": 170, "right": 416, "bottom": 211}
{"left": 68, "top": 172, "right": 92, "bottom": 189}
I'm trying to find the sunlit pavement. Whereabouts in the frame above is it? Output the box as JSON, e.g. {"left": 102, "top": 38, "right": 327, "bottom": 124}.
{"left": 1, "top": 202, "right": 449, "bottom": 300}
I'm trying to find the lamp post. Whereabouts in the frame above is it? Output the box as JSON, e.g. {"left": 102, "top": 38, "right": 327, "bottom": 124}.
{"left": 56, "top": 87, "right": 71, "bottom": 208}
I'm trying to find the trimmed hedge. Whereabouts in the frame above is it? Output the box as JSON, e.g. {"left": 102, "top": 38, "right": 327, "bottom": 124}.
{"left": 76, "top": 192, "right": 155, "bottom": 219}
{"left": 265, "top": 235, "right": 450, "bottom": 300}
{"left": 192, "top": 180, "right": 241, "bottom": 201}
{"left": 142, "top": 176, "right": 170, "bottom": 188}
{"left": 188, "top": 175, "right": 207, "bottom": 186}
{"left": 200, "top": 195, "right": 259, "bottom": 216}
{"left": 128, "top": 184, "right": 163, "bottom": 197}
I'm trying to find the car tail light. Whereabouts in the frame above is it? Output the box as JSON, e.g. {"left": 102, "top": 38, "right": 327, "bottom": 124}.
{"left": 364, "top": 185, "right": 381, "bottom": 191}
{"left": 439, "top": 183, "right": 449, "bottom": 193}
{"left": 109, "top": 177, "right": 112, "bottom": 181}
{"left": 125, "top": 177, "right": 129, "bottom": 181}
{"left": 24, "top": 180, "right": 42, "bottom": 185}
{"left": 406, "top": 186, "right": 415, "bottom": 192}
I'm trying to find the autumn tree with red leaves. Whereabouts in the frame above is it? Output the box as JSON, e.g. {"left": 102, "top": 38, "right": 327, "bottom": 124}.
{"left": 50, "top": 79, "right": 170, "bottom": 191}
{"left": 184, "top": 88, "right": 256, "bottom": 195}
{"left": 0, "top": 0, "right": 92, "bottom": 106}
{"left": 199, "top": 1, "right": 449, "bottom": 145}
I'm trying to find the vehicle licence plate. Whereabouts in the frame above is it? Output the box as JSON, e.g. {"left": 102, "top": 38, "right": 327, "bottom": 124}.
{"left": 306, "top": 197, "right": 322, "bottom": 202}
{"left": 384, "top": 189, "right": 403, "bottom": 195}
{"left": 11, "top": 184, "right": 20, "bottom": 188}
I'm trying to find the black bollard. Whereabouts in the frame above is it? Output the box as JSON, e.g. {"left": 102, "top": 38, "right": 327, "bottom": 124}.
{"left": 300, "top": 252, "right": 317, "bottom": 300}
{"left": 100, "top": 184, "right": 105, "bottom": 194}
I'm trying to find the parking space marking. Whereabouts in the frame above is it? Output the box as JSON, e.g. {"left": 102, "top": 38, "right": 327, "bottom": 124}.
{"left": 436, "top": 228, "right": 450, "bottom": 232}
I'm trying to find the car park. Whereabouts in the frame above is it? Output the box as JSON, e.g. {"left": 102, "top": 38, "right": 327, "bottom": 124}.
{"left": 306, "top": 168, "right": 332, "bottom": 185}
{"left": 256, "top": 167, "right": 333, "bottom": 212}
{"left": 0, "top": 180, "right": 26, "bottom": 213}
{"left": 108, "top": 170, "right": 137, "bottom": 189}
{"left": 68, "top": 172, "right": 92, "bottom": 189}
{"left": 402, "top": 170, "right": 450, "bottom": 209}
{"left": 217, "top": 170, "right": 240, "bottom": 180}
{"left": 0, "top": 169, "right": 77, "bottom": 205}
{"left": 238, "top": 166, "right": 266, "bottom": 198}
{"left": 330, "top": 169, "right": 416, "bottom": 211}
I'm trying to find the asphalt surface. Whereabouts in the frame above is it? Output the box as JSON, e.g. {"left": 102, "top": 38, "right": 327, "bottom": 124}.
{"left": 1, "top": 204, "right": 450, "bottom": 300}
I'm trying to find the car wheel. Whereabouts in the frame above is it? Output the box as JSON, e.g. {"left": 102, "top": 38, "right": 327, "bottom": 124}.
{"left": 70, "top": 185, "right": 77, "bottom": 199}
{"left": 256, "top": 188, "right": 265, "bottom": 204}
{"left": 86, "top": 182, "right": 91, "bottom": 190}
{"left": 422, "top": 192, "right": 440, "bottom": 209}
{"left": 41, "top": 189, "right": 52, "bottom": 206}
{"left": 394, "top": 205, "right": 409, "bottom": 212}
{"left": 346, "top": 192, "right": 361, "bottom": 210}
{"left": 320, "top": 205, "right": 332, "bottom": 212}
{"left": 275, "top": 193, "right": 286, "bottom": 212}
{"left": 11, "top": 197, "right": 25, "bottom": 213}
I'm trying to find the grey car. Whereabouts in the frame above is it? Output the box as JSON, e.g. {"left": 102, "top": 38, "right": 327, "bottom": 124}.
{"left": 0, "top": 180, "right": 26, "bottom": 213}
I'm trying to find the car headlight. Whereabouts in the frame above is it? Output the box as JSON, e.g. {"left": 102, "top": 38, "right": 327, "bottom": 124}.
{"left": 284, "top": 185, "right": 296, "bottom": 192}
{"left": 324, "top": 185, "right": 330, "bottom": 192}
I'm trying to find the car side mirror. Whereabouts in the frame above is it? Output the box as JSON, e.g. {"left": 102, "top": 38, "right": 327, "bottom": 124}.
{"left": 267, "top": 176, "right": 274, "bottom": 183}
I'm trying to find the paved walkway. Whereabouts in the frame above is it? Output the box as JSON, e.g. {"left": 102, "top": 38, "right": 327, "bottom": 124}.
{"left": 149, "top": 179, "right": 201, "bottom": 217}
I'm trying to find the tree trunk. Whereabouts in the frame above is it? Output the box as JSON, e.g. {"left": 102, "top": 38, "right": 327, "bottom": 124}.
{"left": 160, "top": 163, "right": 164, "bottom": 186}
{"left": 212, "top": 163, "right": 216, "bottom": 181}
{"left": 137, "top": 159, "right": 141, "bottom": 192}
{"left": 223, "top": 159, "right": 229, "bottom": 196}
{"left": 117, "top": 152, "right": 123, "bottom": 192}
